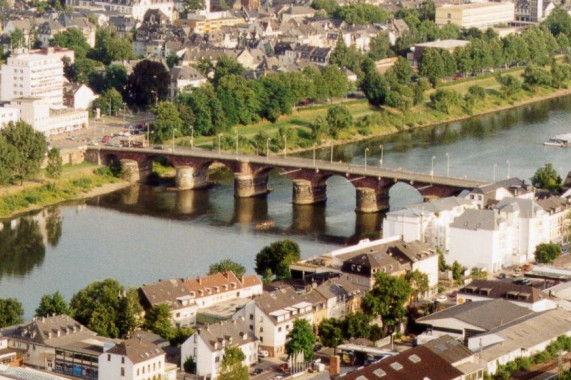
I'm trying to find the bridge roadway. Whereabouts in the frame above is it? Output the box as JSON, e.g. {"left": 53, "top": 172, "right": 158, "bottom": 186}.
{"left": 86, "top": 146, "right": 489, "bottom": 213}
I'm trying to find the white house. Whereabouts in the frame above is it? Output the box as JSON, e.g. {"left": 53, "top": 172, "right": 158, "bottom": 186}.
{"left": 234, "top": 287, "right": 314, "bottom": 357}
{"left": 537, "top": 196, "right": 571, "bottom": 244}
{"left": 384, "top": 197, "right": 476, "bottom": 252}
{"left": 168, "top": 66, "right": 207, "bottom": 101}
{"left": 99, "top": 336, "right": 176, "bottom": 380}
{"left": 464, "top": 178, "right": 534, "bottom": 209}
{"left": 139, "top": 272, "right": 263, "bottom": 328}
{"left": 0, "top": 107, "right": 19, "bottom": 129}
{"left": 63, "top": 83, "right": 98, "bottom": 110}
{"left": 180, "top": 318, "right": 257, "bottom": 378}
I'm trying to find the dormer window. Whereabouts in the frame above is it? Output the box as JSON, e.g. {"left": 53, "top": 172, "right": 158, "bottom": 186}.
{"left": 215, "top": 286, "right": 220, "bottom": 292}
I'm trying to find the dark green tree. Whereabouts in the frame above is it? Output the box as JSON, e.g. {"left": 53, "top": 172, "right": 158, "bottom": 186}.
{"left": 544, "top": 7, "right": 571, "bottom": 38}
{"left": 534, "top": 243, "right": 562, "bottom": 264}
{"left": 218, "top": 346, "right": 249, "bottom": 380}
{"left": 46, "top": 148, "right": 63, "bottom": 180}
{"left": 430, "top": 89, "right": 461, "bottom": 114}
{"left": 405, "top": 270, "right": 429, "bottom": 300}
{"left": 143, "top": 304, "right": 175, "bottom": 340}
{"left": 318, "top": 318, "right": 344, "bottom": 347}
{"left": 212, "top": 56, "right": 244, "bottom": 87}
{"left": 208, "top": 259, "right": 246, "bottom": 278}
{"left": 166, "top": 53, "right": 180, "bottom": 69}
{"left": 51, "top": 28, "right": 90, "bottom": 58}
{"left": 126, "top": 60, "right": 169, "bottom": 108}
{"left": 70, "top": 279, "right": 142, "bottom": 338}
{"left": 522, "top": 65, "right": 553, "bottom": 90}
{"left": 0, "top": 298, "right": 24, "bottom": 328}
{"left": 9, "top": 29, "right": 25, "bottom": 49}
{"left": 92, "top": 28, "right": 133, "bottom": 65}
{"left": 391, "top": 57, "right": 414, "bottom": 85}
{"left": 35, "top": 291, "right": 70, "bottom": 317}
{"left": 321, "top": 64, "right": 348, "bottom": 98}
{"left": 150, "top": 102, "right": 183, "bottom": 144}
{"left": 105, "top": 64, "right": 128, "bottom": 94}
{"left": 326, "top": 105, "right": 353, "bottom": 138}
{"left": 92, "top": 88, "right": 124, "bottom": 116}
{"left": 531, "top": 163, "right": 562, "bottom": 191}
{"left": 419, "top": 48, "right": 444, "bottom": 85}
{"left": 286, "top": 318, "right": 316, "bottom": 361}
{"left": 1, "top": 120, "right": 46, "bottom": 185}
{"left": 360, "top": 58, "right": 388, "bottom": 107}
{"left": 344, "top": 311, "right": 372, "bottom": 339}
{"left": 368, "top": 32, "right": 392, "bottom": 61}
{"left": 496, "top": 74, "right": 522, "bottom": 99}
{"left": 361, "top": 273, "right": 411, "bottom": 333}
{"left": 254, "top": 239, "right": 301, "bottom": 280}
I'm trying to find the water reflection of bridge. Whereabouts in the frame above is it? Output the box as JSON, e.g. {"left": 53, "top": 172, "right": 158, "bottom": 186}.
{"left": 86, "top": 146, "right": 487, "bottom": 213}
{"left": 90, "top": 185, "right": 382, "bottom": 243}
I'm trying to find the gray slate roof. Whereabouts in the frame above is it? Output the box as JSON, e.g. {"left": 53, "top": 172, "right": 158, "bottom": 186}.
{"left": 450, "top": 209, "right": 502, "bottom": 231}
{"left": 196, "top": 318, "right": 256, "bottom": 352}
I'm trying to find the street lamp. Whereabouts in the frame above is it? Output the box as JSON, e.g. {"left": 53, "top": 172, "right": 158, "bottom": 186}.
{"left": 379, "top": 144, "right": 384, "bottom": 168}
{"left": 446, "top": 152, "right": 450, "bottom": 177}
{"left": 266, "top": 137, "right": 271, "bottom": 161}
{"left": 506, "top": 159, "right": 511, "bottom": 179}
{"left": 218, "top": 133, "right": 223, "bottom": 155}
{"left": 313, "top": 143, "right": 317, "bottom": 168}
{"left": 431, "top": 155, "right": 436, "bottom": 178}
{"left": 172, "top": 128, "right": 177, "bottom": 152}
{"left": 283, "top": 135, "right": 287, "bottom": 158}
{"left": 235, "top": 129, "right": 239, "bottom": 155}
{"left": 123, "top": 103, "right": 128, "bottom": 147}
{"left": 190, "top": 125, "right": 194, "bottom": 149}
{"left": 364, "top": 147, "right": 369, "bottom": 172}
{"left": 493, "top": 163, "right": 497, "bottom": 181}
{"left": 330, "top": 141, "right": 333, "bottom": 164}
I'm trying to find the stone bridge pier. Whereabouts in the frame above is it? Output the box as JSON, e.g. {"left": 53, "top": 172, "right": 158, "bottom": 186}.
{"left": 292, "top": 178, "right": 327, "bottom": 205}
{"left": 350, "top": 177, "right": 392, "bottom": 213}
{"left": 175, "top": 165, "right": 209, "bottom": 190}
{"left": 234, "top": 162, "right": 271, "bottom": 198}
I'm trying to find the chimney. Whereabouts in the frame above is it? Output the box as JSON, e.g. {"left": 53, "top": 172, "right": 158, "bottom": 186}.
{"left": 198, "top": 277, "right": 202, "bottom": 285}
{"left": 330, "top": 355, "right": 340, "bottom": 377}
{"left": 241, "top": 275, "right": 245, "bottom": 284}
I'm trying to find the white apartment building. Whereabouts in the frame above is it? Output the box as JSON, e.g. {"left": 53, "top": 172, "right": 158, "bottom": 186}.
{"left": 180, "top": 318, "right": 257, "bottom": 378}
{"left": 0, "top": 107, "right": 19, "bottom": 129}
{"left": 67, "top": 0, "right": 178, "bottom": 21}
{"left": 384, "top": 197, "right": 476, "bottom": 252}
{"left": 6, "top": 98, "right": 88, "bottom": 136}
{"left": 235, "top": 287, "right": 314, "bottom": 357}
{"left": 139, "top": 272, "right": 263, "bottom": 328}
{"left": 0, "top": 48, "right": 70, "bottom": 107}
{"left": 99, "top": 337, "right": 176, "bottom": 380}
{"left": 537, "top": 196, "right": 571, "bottom": 244}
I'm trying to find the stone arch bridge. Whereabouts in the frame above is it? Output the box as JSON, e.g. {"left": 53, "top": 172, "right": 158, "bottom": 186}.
{"left": 85, "top": 147, "right": 488, "bottom": 213}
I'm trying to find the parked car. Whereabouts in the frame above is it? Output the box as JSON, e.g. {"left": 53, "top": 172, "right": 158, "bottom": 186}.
{"left": 258, "top": 350, "right": 269, "bottom": 358}
{"left": 251, "top": 368, "right": 263, "bottom": 376}
{"left": 277, "top": 363, "right": 288, "bottom": 372}
{"left": 498, "top": 273, "right": 507, "bottom": 279}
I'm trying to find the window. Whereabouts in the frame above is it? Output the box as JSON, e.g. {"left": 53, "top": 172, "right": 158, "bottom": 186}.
{"left": 121, "top": 357, "right": 125, "bottom": 364}
{"left": 120, "top": 367, "right": 125, "bottom": 376}
{"left": 250, "top": 314, "right": 254, "bottom": 320}
{"left": 278, "top": 327, "right": 282, "bottom": 332}
{"left": 215, "top": 356, "right": 220, "bottom": 363}
{"left": 107, "top": 354, "right": 111, "bottom": 361}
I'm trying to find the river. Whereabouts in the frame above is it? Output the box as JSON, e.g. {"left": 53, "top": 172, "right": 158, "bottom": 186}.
{"left": 2, "top": 96, "right": 571, "bottom": 318}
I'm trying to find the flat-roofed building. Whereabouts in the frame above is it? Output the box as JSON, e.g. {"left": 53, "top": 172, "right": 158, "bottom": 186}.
{"left": 435, "top": 2, "right": 515, "bottom": 29}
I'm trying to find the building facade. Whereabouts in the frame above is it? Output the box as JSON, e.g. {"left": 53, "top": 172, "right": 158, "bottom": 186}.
{"left": 435, "top": 2, "right": 515, "bottom": 29}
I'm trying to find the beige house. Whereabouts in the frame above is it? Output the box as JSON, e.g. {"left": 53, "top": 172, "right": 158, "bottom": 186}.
{"left": 435, "top": 2, "right": 515, "bottom": 29}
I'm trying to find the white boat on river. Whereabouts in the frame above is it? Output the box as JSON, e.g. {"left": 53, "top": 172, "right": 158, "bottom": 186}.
{"left": 544, "top": 133, "right": 571, "bottom": 147}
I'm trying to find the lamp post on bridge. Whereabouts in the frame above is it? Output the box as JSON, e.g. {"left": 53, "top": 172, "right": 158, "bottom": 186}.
{"left": 506, "top": 159, "right": 511, "bottom": 179}
{"left": 235, "top": 129, "right": 239, "bottom": 155}
{"left": 266, "top": 137, "right": 271, "bottom": 161}
{"left": 313, "top": 143, "right": 317, "bottom": 168}
{"left": 172, "top": 128, "right": 177, "bottom": 152}
{"left": 218, "top": 133, "right": 223, "bottom": 155}
{"left": 431, "top": 155, "right": 436, "bottom": 179}
{"left": 493, "top": 163, "right": 497, "bottom": 181}
{"left": 379, "top": 144, "right": 384, "bottom": 168}
{"left": 364, "top": 147, "right": 369, "bottom": 172}
{"left": 190, "top": 125, "right": 193, "bottom": 149}
{"left": 283, "top": 135, "right": 287, "bottom": 158}
{"left": 446, "top": 152, "right": 450, "bottom": 177}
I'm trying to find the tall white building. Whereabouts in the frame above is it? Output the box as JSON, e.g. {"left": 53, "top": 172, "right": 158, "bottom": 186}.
{"left": 0, "top": 48, "right": 68, "bottom": 107}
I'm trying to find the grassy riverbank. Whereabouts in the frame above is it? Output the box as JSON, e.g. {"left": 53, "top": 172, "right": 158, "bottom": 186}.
{"left": 0, "top": 164, "right": 127, "bottom": 219}
{"left": 187, "top": 66, "right": 568, "bottom": 153}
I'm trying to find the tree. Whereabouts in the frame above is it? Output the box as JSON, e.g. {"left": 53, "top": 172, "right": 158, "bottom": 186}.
{"left": 182, "top": 0, "right": 205, "bottom": 13}
{"left": 51, "top": 29, "right": 90, "bottom": 58}
{"left": 451, "top": 261, "right": 465, "bottom": 283}
{"left": 35, "top": 291, "right": 70, "bottom": 317}
{"left": 143, "top": 304, "right": 175, "bottom": 340}
{"left": 1, "top": 120, "right": 47, "bottom": 185}
{"left": 531, "top": 163, "right": 562, "bottom": 191}
{"left": 405, "top": 270, "right": 429, "bottom": 300}
{"left": 183, "top": 356, "right": 196, "bottom": 373}
{"left": 360, "top": 58, "right": 389, "bottom": 107}
{"left": 255, "top": 239, "right": 301, "bottom": 280}
{"left": 391, "top": 57, "right": 414, "bottom": 85}
{"left": 286, "top": 319, "right": 316, "bottom": 361}
{"left": 368, "top": 32, "right": 392, "bottom": 61}
{"left": 166, "top": 53, "right": 180, "bottom": 69}
{"left": 150, "top": 102, "right": 183, "bottom": 144}
{"left": 544, "top": 7, "right": 571, "bottom": 38}
{"left": 208, "top": 259, "right": 246, "bottom": 278}
{"left": 0, "top": 298, "right": 24, "bottom": 328}
{"left": 430, "top": 89, "right": 461, "bottom": 114}
{"left": 321, "top": 65, "right": 348, "bottom": 98}
{"left": 361, "top": 273, "right": 411, "bottom": 333}
{"left": 126, "top": 60, "right": 169, "bottom": 108}
{"left": 419, "top": 48, "right": 444, "bottom": 85}
{"left": 92, "top": 28, "right": 133, "bottom": 65}
{"left": 70, "top": 279, "right": 142, "bottom": 338}
{"left": 318, "top": 318, "right": 344, "bottom": 347}
{"left": 522, "top": 65, "right": 552, "bottom": 90}
{"left": 104, "top": 64, "right": 128, "bottom": 94}
{"left": 9, "top": 29, "right": 25, "bottom": 49}
{"left": 218, "top": 346, "right": 249, "bottom": 380}
{"left": 344, "top": 311, "right": 372, "bottom": 339}
{"left": 92, "top": 88, "right": 124, "bottom": 116}
{"left": 496, "top": 74, "right": 521, "bottom": 99}
{"left": 534, "top": 243, "right": 562, "bottom": 264}
{"left": 326, "top": 105, "right": 353, "bottom": 138}
{"left": 46, "top": 148, "right": 63, "bottom": 179}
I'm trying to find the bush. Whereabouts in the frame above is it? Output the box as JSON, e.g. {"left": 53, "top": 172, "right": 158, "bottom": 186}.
{"left": 183, "top": 356, "right": 196, "bottom": 373}
{"left": 515, "top": 356, "right": 532, "bottom": 371}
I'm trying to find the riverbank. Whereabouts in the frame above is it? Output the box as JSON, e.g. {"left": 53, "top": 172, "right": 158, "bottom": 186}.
{"left": 0, "top": 167, "right": 129, "bottom": 219}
